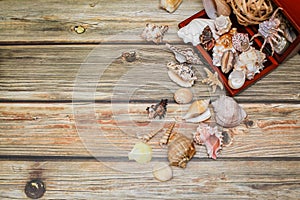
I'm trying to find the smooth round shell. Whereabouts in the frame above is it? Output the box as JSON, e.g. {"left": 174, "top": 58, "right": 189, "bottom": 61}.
{"left": 174, "top": 88, "right": 193, "bottom": 104}
{"left": 128, "top": 142, "right": 152, "bottom": 164}
{"left": 228, "top": 70, "right": 245, "bottom": 89}
{"left": 152, "top": 163, "right": 173, "bottom": 182}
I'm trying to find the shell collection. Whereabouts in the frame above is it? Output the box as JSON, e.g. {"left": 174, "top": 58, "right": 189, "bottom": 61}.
{"left": 160, "top": 0, "right": 182, "bottom": 13}
{"left": 141, "top": 23, "right": 169, "bottom": 44}
{"left": 146, "top": 99, "right": 168, "bottom": 119}
{"left": 193, "top": 123, "right": 223, "bottom": 160}
{"left": 167, "top": 62, "right": 197, "bottom": 88}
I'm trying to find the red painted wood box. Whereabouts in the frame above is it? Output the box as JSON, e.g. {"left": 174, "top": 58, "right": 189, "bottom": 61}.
{"left": 178, "top": 0, "right": 300, "bottom": 96}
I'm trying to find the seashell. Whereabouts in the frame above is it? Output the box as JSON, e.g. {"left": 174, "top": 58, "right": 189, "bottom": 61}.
{"left": 193, "top": 123, "right": 222, "bottom": 159}
{"left": 178, "top": 19, "right": 218, "bottom": 46}
{"left": 232, "top": 33, "right": 251, "bottom": 52}
{"left": 139, "top": 127, "right": 164, "bottom": 143}
{"left": 152, "top": 163, "right": 173, "bottom": 182}
{"left": 141, "top": 23, "right": 169, "bottom": 44}
{"left": 122, "top": 51, "right": 136, "bottom": 62}
{"left": 199, "top": 25, "right": 216, "bottom": 51}
{"left": 235, "top": 47, "right": 266, "bottom": 80}
{"left": 182, "top": 99, "right": 210, "bottom": 120}
{"left": 128, "top": 142, "right": 152, "bottom": 164}
{"left": 146, "top": 99, "right": 168, "bottom": 119}
{"left": 168, "top": 132, "right": 196, "bottom": 168}
{"left": 203, "top": 0, "right": 231, "bottom": 19}
{"left": 167, "top": 62, "right": 197, "bottom": 88}
{"left": 212, "top": 28, "right": 237, "bottom": 66}
{"left": 166, "top": 43, "right": 202, "bottom": 65}
{"left": 184, "top": 108, "right": 211, "bottom": 123}
{"left": 160, "top": 0, "right": 182, "bottom": 13}
{"left": 202, "top": 67, "right": 223, "bottom": 93}
{"left": 220, "top": 50, "right": 235, "bottom": 74}
{"left": 212, "top": 95, "right": 247, "bottom": 128}
{"left": 215, "top": 15, "right": 232, "bottom": 35}
{"left": 228, "top": 70, "right": 246, "bottom": 89}
{"left": 160, "top": 122, "right": 176, "bottom": 147}
{"left": 174, "top": 88, "right": 193, "bottom": 104}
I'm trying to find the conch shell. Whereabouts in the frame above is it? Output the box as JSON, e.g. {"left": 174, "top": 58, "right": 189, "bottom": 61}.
{"left": 168, "top": 132, "right": 196, "bottom": 168}
{"left": 203, "top": 0, "right": 231, "bottom": 19}
{"left": 212, "top": 95, "right": 247, "bottom": 128}
{"left": 182, "top": 99, "right": 211, "bottom": 123}
{"left": 193, "top": 123, "right": 222, "bottom": 160}
{"left": 167, "top": 62, "right": 197, "bottom": 88}
{"left": 128, "top": 142, "right": 152, "bottom": 164}
{"left": 178, "top": 18, "right": 218, "bottom": 46}
{"left": 166, "top": 43, "right": 202, "bottom": 65}
{"left": 160, "top": 0, "right": 182, "bottom": 13}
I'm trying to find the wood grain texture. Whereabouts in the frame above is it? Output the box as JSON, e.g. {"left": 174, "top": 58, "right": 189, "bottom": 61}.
{"left": 0, "top": 103, "right": 299, "bottom": 157}
{"left": 0, "top": 45, "right": 299, "bottom": 102}
{"left": 0, "top": 160, "right": 299, "bottom": 199}
{"left": 0, "top": 0, "right": 203, "bottom": 44}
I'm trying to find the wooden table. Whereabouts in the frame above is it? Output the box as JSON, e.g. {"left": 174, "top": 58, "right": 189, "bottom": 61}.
{"left": 1, "top": 1, "right": 299, "bottom": 199}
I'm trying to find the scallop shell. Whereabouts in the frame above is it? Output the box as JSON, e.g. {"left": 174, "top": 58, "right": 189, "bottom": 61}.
{"left": 174, "top": 88, "right": 193, "bottom": 104}
{"left": 167, "top": 62, "right": 197, "bottom": 88}
{"left": 178, "top": 18, "right": 218, "bottom": 46}
{"left": 184, "top": 108, "right": 211, "bottom": 123}
{"left": 141, "top": 23, "right": 169, "bottom": 44}
{"left": 212, "top": 95, "right": 247, "bottom": 128}
{"left": 193, "top": 123, "right": 222, "bottom": 159}
{"left": 228, "top": 70, "right": 245, "bottom": 89}
{"left": 203, "top": 0, "right": 231, "bottom": 19}
{"left": 232, "top": 33, "right": 251, "bottom": 52}
{"left": 128, "top": 142, "right": 152, "bottom": 164}
{"left": 152, "top": 163, "right": 173, "bottom": 182}
{"left": 160, "top": 0, "right": 182, "bottom": 13}
{"left": 215, "top": 15, "right": 232, "bottom": 35}
{"left": 182, "top": 99, "right": 210, "bottom": 120}
{"left": 166, "top": 43, "right": 202, "bottom": 65}
{"left": 168, "top": 132, "right": 196, "bottom": 168}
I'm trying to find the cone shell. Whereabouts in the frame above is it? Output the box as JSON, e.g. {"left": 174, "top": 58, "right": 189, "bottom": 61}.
{"left": 182, "top": 99, "right": 210, "bottom": 120}
{"left": 212, "top": 96, "right": 247, "bottom": 128}
{"left": 160, "top": 0, "right": 182, "bottom": 13}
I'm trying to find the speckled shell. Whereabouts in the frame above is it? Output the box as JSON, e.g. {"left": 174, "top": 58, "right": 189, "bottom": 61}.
{"left": 168, "top": 132, "right": 196, "bottom": 168}
{"left": 232, "top": 33, "right": 250, "bottom": 52}
{"left": 167, "top": 62, "right": 197, "bottom": 88}
{"left": 212, "top": 95, "right": 247, "bottom": 128}
{"left": 166, "top": 43, "right": 202, "bottom": 65}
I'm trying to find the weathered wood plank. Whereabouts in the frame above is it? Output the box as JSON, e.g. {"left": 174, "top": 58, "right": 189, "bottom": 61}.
{"left": 0, "top": 103, "right": 299, "bottom": 157}
{"left": 0, "top": 160, "right": 299, "bottom": 199}
{"left": 0, "top": 45, "right": 299, "bottom": 102}
{"left": 0, "top": 0, "right": 203, "bottom": 43}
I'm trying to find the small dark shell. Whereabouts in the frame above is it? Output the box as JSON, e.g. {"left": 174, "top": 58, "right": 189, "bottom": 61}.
{"left": 168, "top": 133, "right": 196, "bottom": 168}
{"left": 199, "top": 25, "right": 215, "bottom": 51}
{"left": 146, "top": 99, "right": 168, "bottom": 119}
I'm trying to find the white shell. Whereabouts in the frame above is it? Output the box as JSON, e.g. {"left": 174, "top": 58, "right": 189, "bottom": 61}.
{"left": 167, "top": 62, "right": 197, "bottom": 88}
{"left": 174, "top": 88, "right": 193, "bottom": 104}
{"left": 212, "top": 95, "right": 247, "bottom": 128}
{"left": 152, "top": 162, "right": 173, "bottom": 182}
{"left": 141, "top": 23, "right": 169, "bottom": 44}
{"left": 128, "top": 142, "right": 152, "bottom": 164}
{"left": 228, "top": 70, "right": 246, "bottom": 89}
{"left": 178, "top": 19, "right": 219, "bottom": 46}
{"left": 182, "top": 99, "right": 210, "bottom": 120}
{"left": 215, "top": 15, "right": 232, "bottom": 35}
{"left": 184, "top": 108, "right": 211, "bottom": 123}
{"left": 166, "top": 43, "right": 202, "bottom": 65}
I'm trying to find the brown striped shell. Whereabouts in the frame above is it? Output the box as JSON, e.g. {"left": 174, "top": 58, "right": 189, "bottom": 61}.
{"left": 168, "top": 132, "right": 196, "bottom": 168}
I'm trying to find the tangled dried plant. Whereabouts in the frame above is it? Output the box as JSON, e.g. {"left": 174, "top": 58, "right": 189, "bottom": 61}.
{"left": 227, "top": 0, "right": 274, "bottom": 26}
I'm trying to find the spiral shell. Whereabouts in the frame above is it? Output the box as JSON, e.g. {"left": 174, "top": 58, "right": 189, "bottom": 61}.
{"left": 168, "top": 132, "right": 196, "bottom": 168}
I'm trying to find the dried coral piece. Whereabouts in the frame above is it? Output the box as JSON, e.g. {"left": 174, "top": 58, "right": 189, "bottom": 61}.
{"left": 160, "top": 122, "right": 176, "bottom": 147}
{"left": 193, "top": 123, "right": 222, "bottom": 159}
{"left": 202, "top": 68, "right": 223, "bottom": 93}
{"left": 212, "top": 95, "right": 247, "bottom": 128}
{"left": 141, "top": 23, "right": 169, "bottom": 44}
{"left": 152, "top": 162, "right": 173, "bottom": 182}
{"left": 168, "top": 132, "right": 196, "bottom": 168}
{"left": 146, "top": 99, "right": 168, "bottom": 119}
{"left": 128, "top": 142, "right": 152, "bottom": 164}
{"left": 166, "top": 43, "right": 202, "bottom": 65}
{"left": 167, "top": 62, "right": 197, "bottom": 88}
{"left": 199, "top": 26, "right": 216, "bottom": 51}
{"left": 160, "top": 0, "right": 182, "bottom": 13}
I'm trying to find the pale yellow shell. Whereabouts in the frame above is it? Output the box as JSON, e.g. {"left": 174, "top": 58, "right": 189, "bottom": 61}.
{"left": 182, "top": 99, "right": 210, "bottom": 120}
{"left": 128, "top": 142, "right": 152, "bottom": 164}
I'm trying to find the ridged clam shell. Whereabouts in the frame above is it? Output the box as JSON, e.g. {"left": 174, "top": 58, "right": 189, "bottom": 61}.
{"left": 160, "top": 0, "right": 182, "bottom": 13}
{"left": 184, "top": 108, "right": 211, "bottom": 123}
{"left": 212, "top": 96, "right": 247, "bottom": 128}
{"left": 182, "top": 99, "right": 210, "bottom": 120}
{"left": 228, "top": 70, "right": 245, "bottom": 89}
